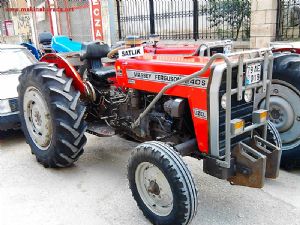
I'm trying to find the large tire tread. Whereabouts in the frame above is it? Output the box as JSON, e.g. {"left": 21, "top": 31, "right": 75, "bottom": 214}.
{"left": 18, "top": 63, "right": 87, "bottom": 168}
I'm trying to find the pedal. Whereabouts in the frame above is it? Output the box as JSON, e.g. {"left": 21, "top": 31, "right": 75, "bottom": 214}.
{"left": 87, "top": 122, "right": 115, "bottom": 137}
{"left": 251, "top": 135, "right": 281, "bottom": 179}
{"left": 227, "top": 142, "right": 267, "bottom": 188}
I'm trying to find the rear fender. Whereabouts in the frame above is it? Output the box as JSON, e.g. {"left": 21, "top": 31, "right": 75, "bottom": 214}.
{"left": 272, "top": 47, "right": 300, "bottom": 54}
{"left": 40, "top": 53, "right": 85, "bottom": 94}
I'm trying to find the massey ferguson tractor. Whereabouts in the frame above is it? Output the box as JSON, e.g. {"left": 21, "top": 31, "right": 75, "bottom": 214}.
{"left": 110, "top": 35, "right": 232, "bottom": 57}
{"left": 114, "top": 36, "right": 300, "bottom": 170}
{"left": 18, "top": 38, "right": 282, "bottom": 225}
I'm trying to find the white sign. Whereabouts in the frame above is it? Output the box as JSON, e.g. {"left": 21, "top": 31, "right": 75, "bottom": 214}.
{"left": 118, "top": 46, "right": 144, "bottom": 59}
{"left": 194, "top": 109, "right": 207, "bottom": 120}
{"left": 245, "top": 63, "right": 261, "bottom": 85}
{"left": 224, "top": 44, "right": 232, "bottom": 55}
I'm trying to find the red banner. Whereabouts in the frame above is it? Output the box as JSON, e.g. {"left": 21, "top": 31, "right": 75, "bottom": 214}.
{"left": 89, "top": 0, "right": 104, "bottom": 41}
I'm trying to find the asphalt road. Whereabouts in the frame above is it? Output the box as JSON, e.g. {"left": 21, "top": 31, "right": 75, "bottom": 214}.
{"left": 0, "top": 131, "right": 300, "bottom": 225}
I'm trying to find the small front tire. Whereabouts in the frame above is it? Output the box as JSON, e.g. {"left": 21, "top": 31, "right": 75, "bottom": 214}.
{"left": 128, "top": 141, "right": 198, "bottom": 225}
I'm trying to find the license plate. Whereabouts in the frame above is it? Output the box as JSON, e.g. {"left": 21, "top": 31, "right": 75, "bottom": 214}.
{"left": 245, "top": 63, "right": 261, "bottom": 85}
{"left": 118, "top": 46, "right": 144, "bottom": 59}
{"left": 224, "top": 44, "right": 232, "bottom": 54}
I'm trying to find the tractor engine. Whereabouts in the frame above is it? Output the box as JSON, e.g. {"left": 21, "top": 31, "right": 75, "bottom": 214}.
{"left": 114, "top": 90, "right": 192, "bottom": 143}
{"left": 85, "top": 84, "right": 193, "bottom": 144}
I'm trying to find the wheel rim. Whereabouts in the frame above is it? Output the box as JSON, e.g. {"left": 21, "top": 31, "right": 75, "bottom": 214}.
{"left": 260, "top": 82, "right": 300, "bottom": 151}
{"left": 23, "top": 86, "right": 52, "bottom": 150}
{"left": 135, "top": 162, "right": 173, "bottom": 217}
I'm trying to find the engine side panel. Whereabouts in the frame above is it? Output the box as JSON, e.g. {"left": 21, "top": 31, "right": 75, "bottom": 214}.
{"left": 116, "top": 56, "right": 215, "bottom": 154}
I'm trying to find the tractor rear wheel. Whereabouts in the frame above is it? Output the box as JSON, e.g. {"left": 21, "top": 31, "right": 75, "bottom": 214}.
{"left": 268, "top": 54, "right": 300, "bottom": 169}
{"left": 18, "top": 63, "right": 87, "bottom": 168}
{"left": 128, "top": 141, "right": 198, "bottom": 225}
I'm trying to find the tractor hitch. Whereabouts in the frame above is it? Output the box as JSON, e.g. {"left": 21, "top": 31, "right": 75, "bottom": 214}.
{"left": 228, "top": 136, "right": 281, "bottom": 188}
{"left": 204, "top": 136, "right": 281, "bottom": 188}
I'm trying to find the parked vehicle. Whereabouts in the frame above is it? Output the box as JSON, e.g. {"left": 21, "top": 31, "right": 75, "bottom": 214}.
{"left": 144, "top": 39, "right": 232, "bottom": 56}
{"left": 18, "top": 38, "right": 281, "bottom": 225}
{"left": 51, "top": 35, "right": 82, "bottom": 53}
{"left": 37, "top": 32, "right": 82, "bottom": 56}
{"left": 263, "top": 42, "right": 300, "bottom": 169}
{"left": 116, "top": 38, "right": 299, "bottom": 170}
{"left": 20, "top": 42, "right": 41, "bottom": 60}
{"left": 109, "top": 36, "right": 232, "bottom": 58}
{"left": 0, "top": 44, "right": 37, "bottom": 131}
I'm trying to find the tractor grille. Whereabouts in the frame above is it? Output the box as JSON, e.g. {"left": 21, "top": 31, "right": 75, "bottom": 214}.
{"left": 9, "top": 98, "right": 18, "bottom": 113}
{"left": 218, "top": 67, "right": 258, "bottom": 156}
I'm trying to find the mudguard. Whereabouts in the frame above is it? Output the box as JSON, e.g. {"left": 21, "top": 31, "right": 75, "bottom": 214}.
{"left": 40, "top": 53, "right": 85, "bottom": 93}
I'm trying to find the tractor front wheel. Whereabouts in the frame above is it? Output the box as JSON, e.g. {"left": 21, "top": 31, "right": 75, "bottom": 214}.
{"left": 128, "top": 141, "right": 198, "bottom": 225}
{"left": 18, "top": 63, "right": 87, "bottom": 168}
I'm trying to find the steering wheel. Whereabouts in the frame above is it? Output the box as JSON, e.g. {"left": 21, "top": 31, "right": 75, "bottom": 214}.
{"left": 107, "top": 46, "right": 126, "bottom": 59}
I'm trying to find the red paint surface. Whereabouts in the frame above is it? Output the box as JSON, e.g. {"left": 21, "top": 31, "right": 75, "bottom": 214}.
{"left": 272, "top": 48, "right": 300, "bottom": 54}
{"left": 41, "top": 51, "right": 228, "bottom": 154}
{"left": 40, "top": 53, "right": 85, "bottom": 93}
{"left": 144, "top": 44, "right": 198, "bottom": 55}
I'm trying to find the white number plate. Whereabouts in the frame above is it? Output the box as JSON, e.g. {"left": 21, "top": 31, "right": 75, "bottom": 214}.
{"left": 118, "top": 46, "right": 144, "bottom": 59}
{"left": 245, "top": 63, "right": 261, "bottom": 85}
{"left": 224, "top": 44, "right": 232, "bottom": 54}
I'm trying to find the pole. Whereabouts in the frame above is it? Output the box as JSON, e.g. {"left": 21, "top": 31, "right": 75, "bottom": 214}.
{"left": 149, "top": 0, "right": 155, "bottom": 34}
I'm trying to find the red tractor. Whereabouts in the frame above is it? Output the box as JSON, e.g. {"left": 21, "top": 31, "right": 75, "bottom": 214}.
{"left": 18, "top": 39, "right": 281, "bottom": 225}
{"left": 120, "top": 36, "right": 300, "bottom": 170}
{"left": 110, "top": 35, "right": 232, "bottom": 57}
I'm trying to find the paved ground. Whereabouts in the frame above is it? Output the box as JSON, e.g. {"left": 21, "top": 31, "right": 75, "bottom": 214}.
{"left": 0, "top": 131, "right": 300, "bottom": 225}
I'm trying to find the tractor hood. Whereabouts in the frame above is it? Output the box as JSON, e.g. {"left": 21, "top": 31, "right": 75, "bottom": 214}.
{"left": 0, "top": 73, "right": 20, "bottom": 99}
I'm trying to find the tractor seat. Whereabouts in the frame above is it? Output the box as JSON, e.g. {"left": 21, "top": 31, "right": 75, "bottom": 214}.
{"left": 81, "top": 41, "right": 110, "bottom": 61}
{"left": 80, "top": 42, "right": 116, "bottom": 82}
{"left": 90, "top": 66, "right": 116, "bottom": 80}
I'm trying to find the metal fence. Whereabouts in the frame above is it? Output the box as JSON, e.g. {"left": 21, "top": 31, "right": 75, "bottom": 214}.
{"left": 116, "top": 0, "right": 251, "bottom": 41}
{"left": 54, "top": 0, "right": 92, "bottom": 42}
{"left": 277, "top": 0, "right": 300, "bottom": 41}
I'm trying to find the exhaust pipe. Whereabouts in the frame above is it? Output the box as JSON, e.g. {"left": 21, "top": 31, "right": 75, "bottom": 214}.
{"left": 175, "top": 139, "right": 198, "bottom": 156}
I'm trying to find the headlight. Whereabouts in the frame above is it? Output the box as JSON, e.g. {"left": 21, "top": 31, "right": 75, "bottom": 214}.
{"left": 0, "top": 99, "right": 11, "bottom": 114}
{"left": 244, "top": 89, "right": 253, "bottom": 103}
{"left": 221, "top": 94, "right": 227, "bottom": 109}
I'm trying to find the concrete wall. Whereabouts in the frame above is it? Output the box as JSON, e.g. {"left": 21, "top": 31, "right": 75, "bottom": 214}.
{"left": 250, "top": 0, "right": 278, "bottom": 48}
{"left": 101, "top": 0, "right": 112, "bottom": 45}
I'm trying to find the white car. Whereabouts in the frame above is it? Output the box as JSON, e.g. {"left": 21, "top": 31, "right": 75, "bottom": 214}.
{"left": 0, "top": 44, "right": 37, "bottom": 131}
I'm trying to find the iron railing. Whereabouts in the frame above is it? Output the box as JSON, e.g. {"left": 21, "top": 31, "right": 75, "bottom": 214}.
{"left": 277, "top": 0, "right": 300, "bottom": 40}
{"left": 116, "top": 0, "right": 251, "bottom": 41}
